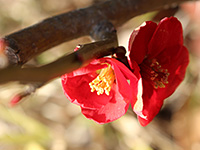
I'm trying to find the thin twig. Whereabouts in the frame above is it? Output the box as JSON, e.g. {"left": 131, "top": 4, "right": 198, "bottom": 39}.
{"left": 0, "top": 40, "right": 116, "bottom": 84}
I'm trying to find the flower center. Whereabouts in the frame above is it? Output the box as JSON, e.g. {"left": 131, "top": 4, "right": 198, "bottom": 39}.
{"left": 89, "top": 64, "right": 115, "bottom": 95}
{"left": 140, "top": 58, "right": 169, "bottom": 89}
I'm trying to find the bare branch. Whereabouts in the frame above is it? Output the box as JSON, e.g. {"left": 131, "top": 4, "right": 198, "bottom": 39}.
{"left": 0, "top": 0, "right": 198, "bottom": 84}
{"left": 3, "top": 0, "right": 197, "bottom": 65}
{"left": 0, "top": 41, "right": 117, "bottom": 84}
{"left": 0, "top": 20, "right": 117, "bottom": 84}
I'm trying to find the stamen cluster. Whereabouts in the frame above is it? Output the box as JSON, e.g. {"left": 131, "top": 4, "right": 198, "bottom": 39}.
{"left": 89, "top": 65, "right": 115, "bottom": 95}
{"left": 140, "top": 58, "right": 169, "bottom": 89}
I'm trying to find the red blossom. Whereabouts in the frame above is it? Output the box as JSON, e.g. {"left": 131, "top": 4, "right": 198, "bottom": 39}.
{"left": 128, "top": 17, "right": 189, "bottom": 126}
{"left": 61, "top": 57, "right": 138, "bottom": 123}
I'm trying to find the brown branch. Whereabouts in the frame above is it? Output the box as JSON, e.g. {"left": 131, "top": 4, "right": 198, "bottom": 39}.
{"left": 0, "top": 0, "right": 197, "bottom": 84}
{"left": 3, "top": 0, "right": 197, "bottom": 65}
{"left": 0, "top": 20, "right": 117, "bottom": 84}
{"left": 0, "top": 40, "right": 117, "bottom": 84}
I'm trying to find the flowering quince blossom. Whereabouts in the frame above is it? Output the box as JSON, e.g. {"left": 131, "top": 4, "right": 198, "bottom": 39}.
{"left": 128, "top": 17, "right": 189, "bottom": 126}
{"left": 61, "top": 57, "right": 138, "bottom": 123}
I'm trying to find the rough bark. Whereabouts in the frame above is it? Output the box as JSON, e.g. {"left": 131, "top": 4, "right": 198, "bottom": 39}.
{"left": 3, "top": 0, "right": 194, "bottom": 65}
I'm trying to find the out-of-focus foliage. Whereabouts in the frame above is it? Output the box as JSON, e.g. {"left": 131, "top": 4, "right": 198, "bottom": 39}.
{"left": 1, "top": 0, "right": 200, "bottom": 150}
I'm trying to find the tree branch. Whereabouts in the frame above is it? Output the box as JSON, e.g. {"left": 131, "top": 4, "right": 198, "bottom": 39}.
{"left": 3, "top": 0, "right": 196, "bottom": 65}
{"left": 0, "top": 0, "right": 197, "bottom": 84}
{"left": 0, "top": 20, "right": 117, "bottom": 84}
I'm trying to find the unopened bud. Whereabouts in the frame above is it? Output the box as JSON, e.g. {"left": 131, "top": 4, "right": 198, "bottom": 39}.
{"left": 9, "top": 94, "right": 23, "bottom": 107}
{"left": 0, "top": 39, "right": 8, "bottom": 68}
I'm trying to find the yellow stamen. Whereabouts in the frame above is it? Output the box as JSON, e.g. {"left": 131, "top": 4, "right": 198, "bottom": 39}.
{"left": 89, "top": 64, "right": 115, "bottom": 96}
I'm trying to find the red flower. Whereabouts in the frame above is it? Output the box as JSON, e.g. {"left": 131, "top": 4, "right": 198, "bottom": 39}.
{"left": 128, "top": 17, "right": 189, "bottom": 126}
{"left": 61, "top": 57, "right": 138, "bottom": 123}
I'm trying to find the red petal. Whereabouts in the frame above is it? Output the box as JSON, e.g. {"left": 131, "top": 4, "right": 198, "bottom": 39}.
{"left": 61, "top": 59, "right": 111, "bottom": 109}
{"left": 128, "top": 21, "right": 157, "bottom": 66}
{"left": 137, "top": 79, "right": 161, "bottom": 126}
{"left": 66, "top": 59, "right": 107, "bottom": 77}
{"left": 156, "top": 45, "right": 189, "bottom": 101}
{"left": 138, "top": 45, "right": 189, "bottom": 126}
{"left": 107, "top": 58, "right": 139, "bottom": 103}
{"left": 148, "top": 17, "right": 184, "bottom": 59}
{"left": 81, "top": 83, "right": 130, "bottom": 123}
{"left": 62, "top": 74, "right": 111, "bottom": 109}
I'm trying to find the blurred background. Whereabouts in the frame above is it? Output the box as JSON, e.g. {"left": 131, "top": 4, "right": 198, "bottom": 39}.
{"left": 0, "top": 0, "right": 200, "bottom": 150}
